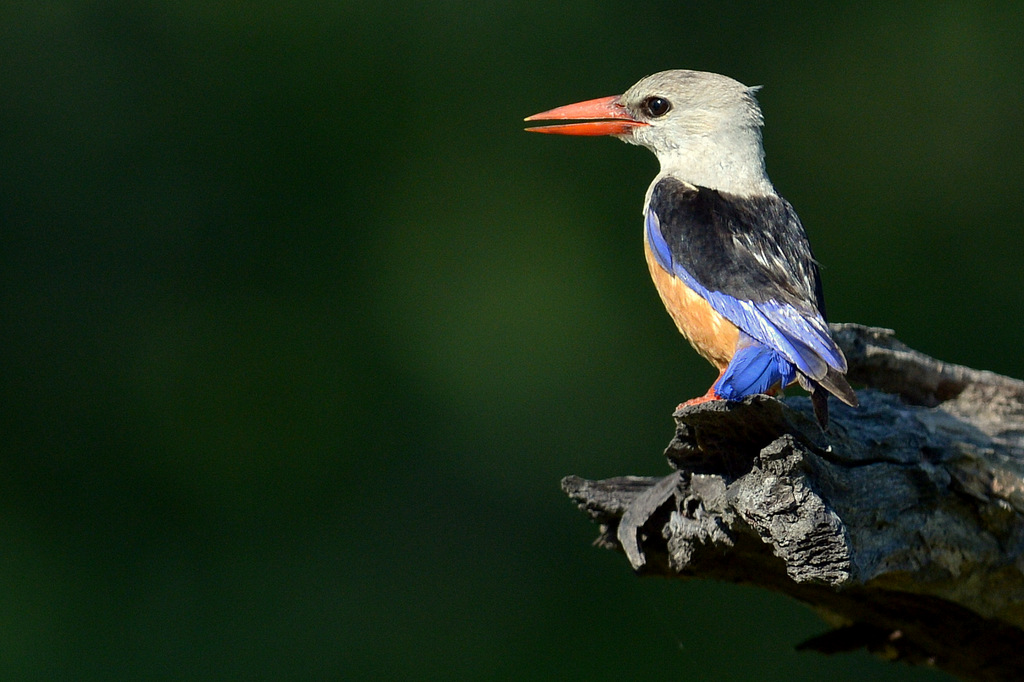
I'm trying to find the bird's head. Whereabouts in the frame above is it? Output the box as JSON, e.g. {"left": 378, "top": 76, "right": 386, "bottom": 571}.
{"left": 526, "top": 69, "right": 772, "bottom": 196}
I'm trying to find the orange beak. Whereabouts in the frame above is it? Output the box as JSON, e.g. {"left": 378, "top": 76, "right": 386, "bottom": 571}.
{"left": 524, "top": 95, "right": 646, "bottom": 136}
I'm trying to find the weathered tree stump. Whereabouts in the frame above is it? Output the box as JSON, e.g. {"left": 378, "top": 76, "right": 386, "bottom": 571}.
{"left": 563, "top": 323, "right": 1024, "bottom": 681}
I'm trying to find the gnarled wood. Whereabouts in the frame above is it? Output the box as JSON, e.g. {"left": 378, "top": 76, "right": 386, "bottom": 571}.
{"left": 563, "top": 323, "right": 1024, "bottom": 681}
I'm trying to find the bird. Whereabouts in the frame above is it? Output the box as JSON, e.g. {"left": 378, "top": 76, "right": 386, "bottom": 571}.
{"left": 525, "top": 69, "right": 857, "bottom": 427}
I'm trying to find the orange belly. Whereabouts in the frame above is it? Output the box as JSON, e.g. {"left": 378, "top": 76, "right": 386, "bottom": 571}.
{"left": 643, "top": 234, "right": 739, "bottom": 370}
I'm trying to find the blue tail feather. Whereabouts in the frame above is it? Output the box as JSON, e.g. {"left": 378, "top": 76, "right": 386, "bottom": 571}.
{"left": 714, "top": 337, "right": 796, "bottom": 400}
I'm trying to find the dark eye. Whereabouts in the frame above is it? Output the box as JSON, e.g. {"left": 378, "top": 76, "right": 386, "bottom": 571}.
{"left": 642, "top": 96, "right": 671, "bottom": 118}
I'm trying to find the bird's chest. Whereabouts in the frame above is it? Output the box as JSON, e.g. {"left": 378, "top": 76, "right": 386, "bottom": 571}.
{"left": 643, "top": 232, "right": 739, "bottom": 370}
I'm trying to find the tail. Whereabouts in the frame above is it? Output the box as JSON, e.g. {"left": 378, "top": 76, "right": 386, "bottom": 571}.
{"left": 806, "top": 368, "right": 858, "bottom": 428}
{"left": 712, "top": 336, "right": 858, "bottom": 429}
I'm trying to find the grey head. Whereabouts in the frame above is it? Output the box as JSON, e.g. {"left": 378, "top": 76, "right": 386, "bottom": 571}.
{"left": 616, "top": 70, "right": 775, "bottom": 198}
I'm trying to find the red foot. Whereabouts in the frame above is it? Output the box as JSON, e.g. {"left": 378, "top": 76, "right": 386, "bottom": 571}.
{"left": 675, "top": 386, "right": 721, "bottom": 411}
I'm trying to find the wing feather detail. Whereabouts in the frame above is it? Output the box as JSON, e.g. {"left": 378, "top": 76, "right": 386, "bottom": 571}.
{"left": 645, "top": 178, "right": 846, "bottom": 381}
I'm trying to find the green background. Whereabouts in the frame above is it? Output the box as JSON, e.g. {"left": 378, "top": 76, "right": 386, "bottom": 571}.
{"left": 3, "top": 2, "right": 1021, "bottom": 679}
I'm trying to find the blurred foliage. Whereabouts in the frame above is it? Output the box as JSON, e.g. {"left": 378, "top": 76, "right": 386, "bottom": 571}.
{"left": 3, "top": 1, "right": 1022, "bottom": 679}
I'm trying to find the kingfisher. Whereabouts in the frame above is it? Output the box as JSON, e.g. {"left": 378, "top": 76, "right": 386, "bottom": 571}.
{"left": 525, "top": 70, "right": 857, "bottom": 427}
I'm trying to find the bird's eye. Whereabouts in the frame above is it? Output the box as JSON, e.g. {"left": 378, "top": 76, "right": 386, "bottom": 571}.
{"left": 643, "top": 96, "right": 671, "bottom": 118}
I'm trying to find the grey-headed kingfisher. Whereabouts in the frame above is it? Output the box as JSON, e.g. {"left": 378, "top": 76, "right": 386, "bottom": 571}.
{"left": 526, "top": 70, "right": 857, "bottom": 426}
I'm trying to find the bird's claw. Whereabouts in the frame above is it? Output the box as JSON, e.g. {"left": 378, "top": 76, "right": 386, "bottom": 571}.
{"left": 676, "top": 390, "right": 721, "bottom": 411}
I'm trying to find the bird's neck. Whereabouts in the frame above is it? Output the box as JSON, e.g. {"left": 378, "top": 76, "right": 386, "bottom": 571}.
{"left": 650, "top": 131, "right": 775, "bottom": 199}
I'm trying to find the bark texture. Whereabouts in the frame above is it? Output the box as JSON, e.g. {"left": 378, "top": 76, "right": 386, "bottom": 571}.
{"left": 563, "top": 323, "right": 1024, "bottom": 681}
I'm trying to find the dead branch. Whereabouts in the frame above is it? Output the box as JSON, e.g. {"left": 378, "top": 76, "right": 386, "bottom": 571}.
{"left": 563, "top": 323, "right": 1024, "bottom": 681}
